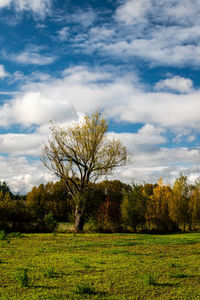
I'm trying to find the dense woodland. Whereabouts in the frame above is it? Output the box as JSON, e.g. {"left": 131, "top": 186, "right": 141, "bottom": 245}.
{"left": 0, "top": 174, "right": 200, "bottom": 233}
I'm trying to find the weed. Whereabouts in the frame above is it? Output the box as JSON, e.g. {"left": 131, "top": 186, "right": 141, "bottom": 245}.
{"left": 0, "top": 230, "right": 6, "bottom": 240}
{"left": 44, "top": 212, "right": 58, "bottom": 232}
{"left": 1, "top": 233, "right": 200, "bottom": 299}
{"left": 170, "top": 273, "right": 188, "bottom": 279}
{"left": 44, "top": 267, "right": 55, "bottom": 278}
{"left": 143, "top": 273, "right": 158, "bottom": 286}
{"left": 15, "top": 268, "right": 29, "bottom": 287}
{"left": 74, "top": 284, "right": 96, "bottom": 295}
{"left": 170, "top": 263, "right": 177, "bottom": 268}
{"left": 10, "top": 232, "right": 22, "bottom": 238}
{"left": 83, "top": 264, "right": 91, "bottom": 269}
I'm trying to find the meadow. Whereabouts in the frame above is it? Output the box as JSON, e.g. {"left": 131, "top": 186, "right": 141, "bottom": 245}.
{"left": 0, "top": 232, "right": 200, "bottom": 299}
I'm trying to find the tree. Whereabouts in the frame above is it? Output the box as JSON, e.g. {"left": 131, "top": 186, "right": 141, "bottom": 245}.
{"left": 27, "top": 181, "right": 72, "bottom": 222}
{"left": 146, "top": 178, "right": 174, "bottom": 232}
{"left": 172, "top": 174, "right": 190, "bottom": 231}
{"left": 121, "top": 183, "right": 147, "bottom": 231}
{"left": 27, "top": 184, "right": 46, "bottom": 219}
{"left": 0, "top": 181, "right": 13, "bottom": 198}
{"left": 41, "top": 111, "right": 129, "bottom": 232}
{"left": 188, "top": 181, "right": 200, "bottom": 230}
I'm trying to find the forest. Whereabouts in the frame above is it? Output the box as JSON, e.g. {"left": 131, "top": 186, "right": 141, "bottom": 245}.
{"left": 0, "top": 174, "right": 200, "bottom": 234}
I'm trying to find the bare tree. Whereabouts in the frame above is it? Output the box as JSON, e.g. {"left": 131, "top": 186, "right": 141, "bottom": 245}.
{"left": 41, "top": 111, "right": 129, "bottom": 232}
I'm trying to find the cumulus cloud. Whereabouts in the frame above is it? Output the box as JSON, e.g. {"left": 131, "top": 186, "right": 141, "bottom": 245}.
{"left": 115, "top": 0, "right": 200, "bottom": 26}
{"left": 112, "top": 144, "right": 200, "bottom": 185}
{"left": 71, "top": 0, "right": 200, "bottom": 67}
{"left": 0, "top": 0, "right": 51, "bottom": 17}
{"left": 3, "top": 44, "right": 56, "bottom": 66}
{"left": 109, "top": 124, "right": 166, "bottom": 147}
{"left": 69, "top": 8, "right": 96, "bottom": 28}
{"left": 110, "top": 90, "right": 200, "bottom": 128}
{"left": 115, "top": 0, "right": 152, "bottom": 24}
{"left": 89, "top": 27, "right": 115, "bottom": 41}
{"left": 109, "top": 147, "right": 200, "bottom": 187}
{"left": 0, "top": 66, "right": 199, "bottom": 130}
{"left": 13, "top": 50, "right": 56, "bottom": 65}
{"left": 0, "top": 64, "right": 9, "bottom": 79}
{"left": 0, "top": 0, "right": 11, "bottom": 8}
{"left": 0, "top": 92, "right": 77, "bottom": 126}
{"left": 155, "top": 76, "right": 193, "bottom": 93}
{"left": 0, "top": 133, "right": 43, "bottom": 156}
{"left": 0, "top": 66, "right": 200, "bottom": 192}
{"left": 0, "top": 155, "right": 55, "bottom": 194}
{"left": 57, "top": 27, "right": 69, "bottom": 42}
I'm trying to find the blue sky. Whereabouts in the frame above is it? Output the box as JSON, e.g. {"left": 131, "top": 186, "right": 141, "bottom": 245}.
{"left": 1, "top": 0, "right": 200, "bottom": 193}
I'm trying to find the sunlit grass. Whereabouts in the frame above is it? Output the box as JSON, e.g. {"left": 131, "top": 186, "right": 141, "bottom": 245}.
{"left": 0, "top": 232, "right": 200, "bottom": 299}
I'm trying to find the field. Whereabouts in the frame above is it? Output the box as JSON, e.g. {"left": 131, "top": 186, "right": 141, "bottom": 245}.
{"left": 0, "top": 232, "right": 200, "bottom": 299}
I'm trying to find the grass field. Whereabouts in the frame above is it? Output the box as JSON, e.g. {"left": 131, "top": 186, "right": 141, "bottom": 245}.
{"left": 0, "top": 232, "right": 200, "bottom": 299}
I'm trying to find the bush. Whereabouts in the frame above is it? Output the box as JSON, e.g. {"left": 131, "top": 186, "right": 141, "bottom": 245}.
{"left": 43, "top": 212, "right": 58, "bottom": 232}
{"left": 0, "top": 230, "right": 6, "bottom": 240}
{"left": 74, "top": 284, "right": 96, "bottom": 295}
{"left": 15, "top": 268, "right": 29, "bottom": 287}
{"left": 44, "top": 267, "right": 55, "bottom": 278}
{"left": 86, "top": 218, "right": 99, "bottom": 232}
{"left": 9, "top": 232, "right": 22, "bottom": 238}
{"left": 143, "top": 273, "right": 158, "bottom": 286}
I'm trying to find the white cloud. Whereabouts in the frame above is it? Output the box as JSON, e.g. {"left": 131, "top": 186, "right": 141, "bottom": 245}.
{"left": 3, "top": 44, "right": 56, "bottom": 66}
{"left": 155, "top": 76, "right": 193, "bottom": 93}
{"left": 0, "top": 133, "right": 43, "bottom": 156}
{"left": 0, "top": 155, "right": 55, "bottom": 194}
{"left": 156, "top": 0, "right": 200, "bottom": 26}
{"left": 57, "top": 27, "right": 69, "bottom": 42}
{"left": 109, "top": 124, "right": 166, "bottom": 147}
{"left": 109, "top": 90, "right": 200, "bottom": 128}
{"left": 187, "top": 135, "right": 196, "bottom": 143}
{"left": 69, "top": 8, "right": 96, "bottom": 28}
{"left": 0, "top": 66, "right": 200, "bottom": 192}
{"left": 0, "top": 0, "right": 11, "bottom": 8}
{"left": 13, "top": 50, "right": 56, "bottom": 65}
{"left": 0, "top": 92, "right": 77, "bottom": 126}
{"left": 115, "top": 0, "right": 200, "bottom": 26}
{"left": 89, "top": 27, "right": 115, "bottom": 41}
{"left": 71, "top": 1, "right": 200, "bottom": 67}
{"left": 15, "top": 0, "right": 51, "bottom": 13}
{"left": 0, "top": 0, "right": 51, "bottom": 17}
{"left": 0, "top": 66, "right": 200, "bottom": 130}
{"left": 115, "top": 0, "right": 152, "bottom": 24}
{"left": 112, "top": 144, "right": 200, "bottom": 185}
{"left": 100, "top": 38, "right": 200, "bottom": 67}
{"left": 0, "top": 64, "right": 9, "bottom": 79}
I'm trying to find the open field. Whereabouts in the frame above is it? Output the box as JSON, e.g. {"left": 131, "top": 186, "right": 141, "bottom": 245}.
{"left": 0, "top": 232, "right": 200, "bottom": 299}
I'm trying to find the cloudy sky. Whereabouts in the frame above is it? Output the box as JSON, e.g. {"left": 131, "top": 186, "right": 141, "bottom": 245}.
{"left": 1, "top": 0, "right": 200, "bottom": 193}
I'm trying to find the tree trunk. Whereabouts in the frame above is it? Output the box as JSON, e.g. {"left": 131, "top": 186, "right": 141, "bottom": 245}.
{"left": 74, "top": 206, "right": 85, "bottom": 232}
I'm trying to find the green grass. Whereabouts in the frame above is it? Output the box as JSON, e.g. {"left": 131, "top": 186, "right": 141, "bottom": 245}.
{"left": 0, "top": 232, "right": 200, "bottom": 299}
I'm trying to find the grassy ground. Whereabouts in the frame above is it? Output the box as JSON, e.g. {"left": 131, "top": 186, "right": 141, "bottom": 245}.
{"left": 0, "top": 232, "right": 200, "bottom": 299}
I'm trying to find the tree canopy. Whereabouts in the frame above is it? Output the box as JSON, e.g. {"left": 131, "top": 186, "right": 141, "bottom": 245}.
{"left": 41, "top": 111, "right": 129, "bottom": 231}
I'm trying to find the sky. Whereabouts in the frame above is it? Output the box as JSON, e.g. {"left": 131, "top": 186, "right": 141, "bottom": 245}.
{"left": 1, "top": 0, "right": 200, "bottom": 194}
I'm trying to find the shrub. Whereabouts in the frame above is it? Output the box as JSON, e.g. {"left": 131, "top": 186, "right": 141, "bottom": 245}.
{"left": 74, "top": 284, "right": 96, "bottom": 295}
{"left": 143, "top": 273, "right": 157, "bottom": 286}
{"left": 10, "top": 232, "right": 22, "bottom": 238}
{"left": 43, "top": 212, "right": 58, "bottom": 232}
{"left": 15, "top": 268, "right": 29, "bottom": 287}
{"left": 0, "top": 230, "right": 6, "bottom": 240}
{"left": 86, "top": 217, "right": 99, "bottom": 232}
{"left": 44, "top": 267, "right": 55, "bottom": 278}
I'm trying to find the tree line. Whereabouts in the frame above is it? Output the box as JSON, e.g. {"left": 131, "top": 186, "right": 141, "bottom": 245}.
{"left": 0, "top": 174, "right": 200, "bottom": 233}
{"left": 1, "top": 111, "right": 200, "bottom": 234}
